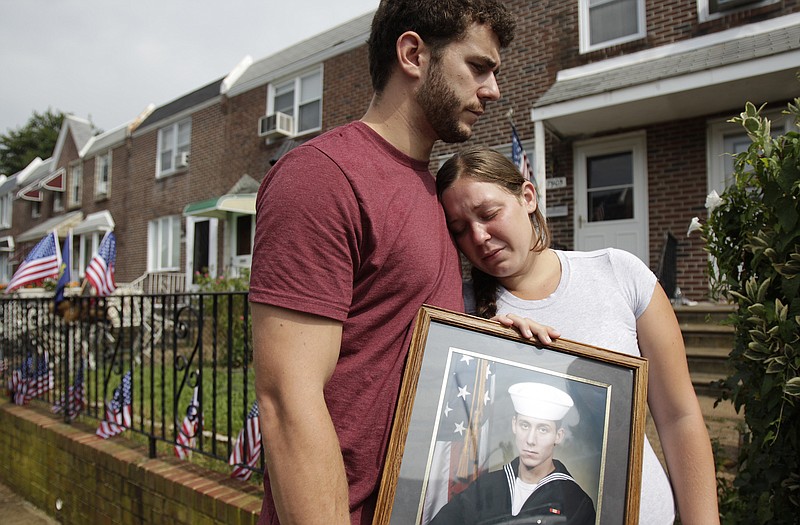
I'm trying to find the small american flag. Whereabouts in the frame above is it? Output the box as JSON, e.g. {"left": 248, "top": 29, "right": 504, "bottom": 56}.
{"left": 12, "top": 353, "right": 53, "bottom": 405}
{"left": 229, "top": 400, "right": 262, "bottom": 480}
{"left": 5, "top": 231, "right": 61, "bottom": 294}
{"left": 175, "top": 386, "right": 202, "bottom": 460}
{"left": 86, "top": 231, "right": 117, "bottom": 296}
{"left": 52, "top": 366, "right": 86, "bottom": 418}
{"left": 511, "top": 125, "right": 532, "bottom": 182}
{"left": 96, "top": 371, "right": 132, "bottom": 439}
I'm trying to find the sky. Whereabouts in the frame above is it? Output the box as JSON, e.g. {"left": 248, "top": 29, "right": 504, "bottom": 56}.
{"left": 0, "top": 0, "right": 379, "bottom": 135}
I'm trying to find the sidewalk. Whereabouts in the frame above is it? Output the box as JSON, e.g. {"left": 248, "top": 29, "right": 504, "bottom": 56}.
{"left": 0, "top": 481, "right": 58, "bottom": 525}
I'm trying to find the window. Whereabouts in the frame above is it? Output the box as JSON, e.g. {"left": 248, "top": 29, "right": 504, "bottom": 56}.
{"left": 53, "top": 192, "right": 64, "bottom": 212}
{"left": 157, "top": 118, "right": 191, "bottom": 177}
{"left": 707, "top": 111, "right": 789, "bottom": 195}
{"left": 148, "top": 216, "right": 181, "bottom": 271}
{"left": 32, "top": 201, "right": 41, "bottom": 219}
{"left": 95, "top": 151, "right": 111, "bottom": 198}
{"left": 0, "top": 253, "right": 11, "bottom": 284}
{"left": 269, "top": 68, "right": 322, "bottom": 135}
{"left": 579, "top": 0, "right": 646, "bottom": 53}
{"left": 0, "top": 193, "right": 12, "bottom": 229}
{"left": 698, "top": 0, "right": 778, "bottom": 21}
{"left": 69, "top": 162, "right": 82, "bottom": 207}
{"left": 76, "top": 232, "right": 101, "bottom": 279}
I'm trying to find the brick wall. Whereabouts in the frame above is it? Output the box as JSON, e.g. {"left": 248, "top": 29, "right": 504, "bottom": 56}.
{"left": 0, "top": 399, "right": 262, "bottom": 525}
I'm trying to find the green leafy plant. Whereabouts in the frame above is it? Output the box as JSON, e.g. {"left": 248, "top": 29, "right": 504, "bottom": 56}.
{"left": 693, "top": 99, "right": 800, "bottom": 523}
{"left": 194, "top": 269, "right": 251, "bottom": 367}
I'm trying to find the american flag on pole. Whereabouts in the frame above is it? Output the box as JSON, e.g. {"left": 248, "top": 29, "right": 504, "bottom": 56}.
{"left": 5, "top": 231, "right": 61, "bottom": 293}
{"left": 54, "top": 230, "right": 72, "bottom": 306}
{"left": 12, "top": 352, "right": 54, "bottom": 405}
{"left": 229, "top": 400, "right": 262, "bottom": 480}
{"left": 175, "top": 386, "right": 202, "bottom": 459}
{"left": 96, "top": 371, "right": 132, "bottom": 439}
{"left": 511, "top": 125, "right": 532, "bottom": 182}
{"left": 52, "top": 366, "right": 86, "bottom": 418}
{"left": 8, "top": 355, "right": 33, "bottom": 404}
{"left": 421, "top": 351, "right": 495, "bottom": 524}
{"left": 86, "top": 231, "right": 117, "bottom": 296}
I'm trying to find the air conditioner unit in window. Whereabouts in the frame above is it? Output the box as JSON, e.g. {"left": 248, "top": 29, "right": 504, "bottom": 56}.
{"left": 258, "top": 112, "right": 294, "bottom": 139}
{"left": 177, "top": 151, "right": 190, "bottom": 168}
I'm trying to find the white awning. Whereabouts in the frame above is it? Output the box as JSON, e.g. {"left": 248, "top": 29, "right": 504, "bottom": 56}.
{"left": 72, "top": 210, "right": 115, "bottom": 236}
{"left": 183, "top": 193, "right": 256, "bottom": 219}
{"left": 16, "top": 211, "right": 83, "bottom": 242}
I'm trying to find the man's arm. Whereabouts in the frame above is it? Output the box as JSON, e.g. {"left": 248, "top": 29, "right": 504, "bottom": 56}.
{"left": 252, "top": 302, "right": 350, "bottom": 525}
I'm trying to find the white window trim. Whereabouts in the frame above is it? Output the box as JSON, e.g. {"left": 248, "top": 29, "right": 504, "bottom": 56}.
{"left": 31, "top": 201, "right": 41, "bottom": 219}
{"left": 156, "top": 118, "right": 192, "bottom": 178}
{"left": 697, "top": 0, "right": 779, "bottom": 23}
{"left": 148, "top": 216, "right": 182, "bottom": 272}
{"left": 706, "top": 109, "right": 790, "bottom": 196}
{"left": 0, "top": 193, "right": 12, "bottom": 229}
{"left": 579, "top": 0, "right": 647, "bottom": 54}
{"left": 76, "top": 232, "right": 102, "bottom": 279}
{"left": 266, "top": 65, "right": 323, "bottom": 137}
{"left": 53, "top": 192, "right": 64, "bottom": 212}
{"left": 69, "top": 161, "right": 82, "bottom": 208}
{"left": 95, "top": 151, "right": 111, "bottom": 199}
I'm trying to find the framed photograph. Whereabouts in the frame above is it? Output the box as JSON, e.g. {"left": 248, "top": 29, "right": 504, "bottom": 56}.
{"left": 373, "top": 305, "right": 648, "bottom": 525}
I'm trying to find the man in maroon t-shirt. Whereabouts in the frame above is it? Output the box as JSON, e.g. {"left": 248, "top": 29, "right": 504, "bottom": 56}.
{"left": 249, "top": 1, "right": 516, "bottom": 524}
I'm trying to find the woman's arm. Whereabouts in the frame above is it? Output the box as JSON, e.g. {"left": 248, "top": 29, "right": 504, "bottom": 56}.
{"left": 637, "top": 284, "right": 719, "bottom": 525}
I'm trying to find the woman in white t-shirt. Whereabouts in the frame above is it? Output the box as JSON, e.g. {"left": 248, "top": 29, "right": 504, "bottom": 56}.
{"left": 435, "top": 145, "right": 719, "bottom": 525}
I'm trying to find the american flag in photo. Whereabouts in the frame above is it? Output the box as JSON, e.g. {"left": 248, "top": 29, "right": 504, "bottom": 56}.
{"left": 96, "top": 371, "right": 132, "bottom": 439}
{"left": 52, "top": 366, "right": 86, "bottom": 417}
{"left": 229, "top": 400, "right": 262, "bottom": 480}
{"left": 422, "top": 351, "right": 496, "bottom": 523}
{"left": 175, "top": 386, "right": 202, "bottom": 460}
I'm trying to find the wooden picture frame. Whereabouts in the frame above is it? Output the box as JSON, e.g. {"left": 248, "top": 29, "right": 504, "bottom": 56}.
{"left": 373, "top": 305, "right": 648, "bottom": 525}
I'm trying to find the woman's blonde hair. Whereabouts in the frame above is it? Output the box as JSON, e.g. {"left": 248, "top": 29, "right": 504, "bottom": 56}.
{"left": 436, "top": 145, "right": 551, "bottom": 318}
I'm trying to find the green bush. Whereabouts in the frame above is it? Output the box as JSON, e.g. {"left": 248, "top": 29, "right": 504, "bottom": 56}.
{"left": 194, "top": 269, "right": 251, "bottom": 367}
{"left": 696, "top": 99, "right": 800, "bottom": 523}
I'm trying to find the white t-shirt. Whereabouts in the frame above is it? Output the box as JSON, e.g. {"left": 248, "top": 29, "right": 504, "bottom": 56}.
{"left": 478, "top": 248, "right": 677, "bottom": 524}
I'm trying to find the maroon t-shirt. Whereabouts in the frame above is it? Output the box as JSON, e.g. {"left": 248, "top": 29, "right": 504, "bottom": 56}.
{"left": 249, "top": 121, "right": 464, "bottom": 524}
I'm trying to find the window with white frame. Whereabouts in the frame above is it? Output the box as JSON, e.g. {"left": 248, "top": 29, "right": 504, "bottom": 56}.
{"left": 579, "top": 0, "right": 646, "bottom": 53}
{"left": 69, "top": 162, "right": 82, "bottom": 207}
{"left": 75, "top": 232, "right": 101, "bottom": 279}
{"left": 0, "top": 253, "right": 11, "bottom": 284}
{"left": 32, "top": 201, "right": 41, "bottom": 219}
{"left": 707, "top": 111, "right": 789, "bottom": 195}
{"left": 53, "top": 191, "right": 64, "bottom": 212}
{"left": 269, "top": 68, "right": 322, "bottom": 135}
{"left": 698, "top": 0, "right": 778, "bottom": 22}
{"left": 0, "top": 193, "right": 12, "bottom": 229}
{"left": 95, "top": 151, "right": 111, "bottom": 198}
{"left": 157, "top": 118, "right": 191, "bottom": 177}
{"left": 148, "top": 216, "right": 181, "bottom": 272}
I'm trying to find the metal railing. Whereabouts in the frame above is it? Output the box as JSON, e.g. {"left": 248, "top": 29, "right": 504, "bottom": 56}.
{"left": 0, "top": 291, "right": 262, "bottom": 479}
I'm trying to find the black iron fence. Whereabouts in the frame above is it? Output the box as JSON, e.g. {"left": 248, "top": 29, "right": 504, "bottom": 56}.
{"left": 0, "top": 291, "right": 263, "bottom": 480}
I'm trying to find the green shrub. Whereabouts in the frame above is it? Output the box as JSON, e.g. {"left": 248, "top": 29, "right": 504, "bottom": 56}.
{"left": 696, "top": 99, "right": 800, "bottom": 524}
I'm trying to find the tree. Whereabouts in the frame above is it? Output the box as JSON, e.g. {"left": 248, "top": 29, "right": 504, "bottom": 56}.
{"left": 0, "top": 109, "right": 66, "bottom": 176}
{"left": 696, "top": 99, "right": 800, "bottom": 524}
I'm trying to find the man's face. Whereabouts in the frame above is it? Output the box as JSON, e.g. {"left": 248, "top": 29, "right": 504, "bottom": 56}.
{"left": 512, "top": 414, "right": 564, "bottom": 471}
{"left": 416, "top": 22, "right": 502, "bottom": 143}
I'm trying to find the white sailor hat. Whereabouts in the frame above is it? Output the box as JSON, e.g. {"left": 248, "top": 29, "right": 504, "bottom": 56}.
{"left": 508, "top": 382, "right": 574, "bottom": 421}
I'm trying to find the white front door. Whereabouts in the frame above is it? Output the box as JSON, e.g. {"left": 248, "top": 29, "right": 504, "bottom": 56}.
{"left": 574, "top": 132, "right": 649, "bottom": 263}
{"left": 186, "top": 217, "right": 218, "bottom": 285}
{"left": 229, "top": 213, "right": 255, "bottom": 276}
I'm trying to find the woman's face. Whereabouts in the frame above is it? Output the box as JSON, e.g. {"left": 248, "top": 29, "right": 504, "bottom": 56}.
{"left": 440, "top": 176, "right": 538, "bottom": 280}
